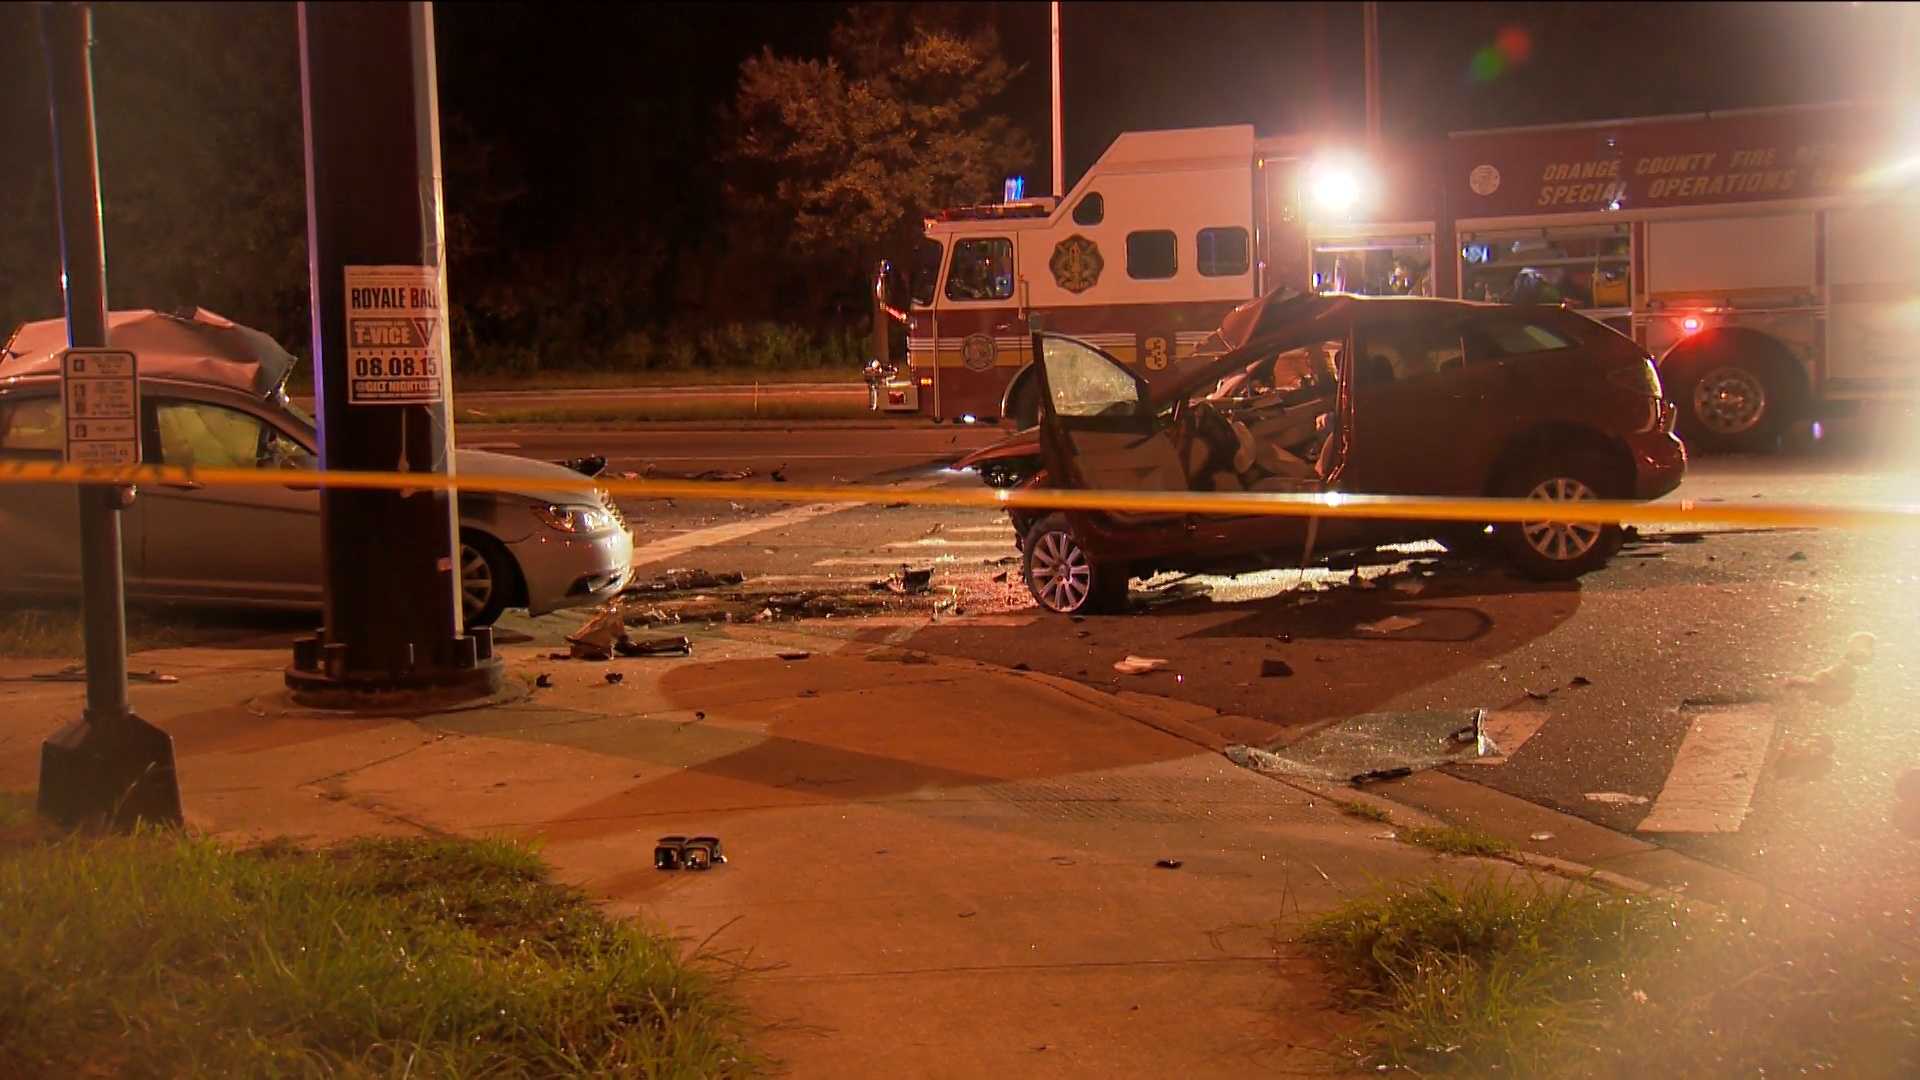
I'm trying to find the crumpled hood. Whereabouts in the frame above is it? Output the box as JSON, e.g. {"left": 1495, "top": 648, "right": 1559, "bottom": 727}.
{"left": 454, "top": 448, "right": 605, "bottom": 506}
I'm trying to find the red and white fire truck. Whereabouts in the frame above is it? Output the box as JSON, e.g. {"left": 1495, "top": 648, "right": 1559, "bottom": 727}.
{"left": 868, "top": 101, "right": 1918, "bottom": 449}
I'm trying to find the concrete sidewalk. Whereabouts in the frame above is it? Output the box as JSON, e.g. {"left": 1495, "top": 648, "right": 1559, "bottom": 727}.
{"left": 0, "top": 621, "right": 1528, "bottom": 1078}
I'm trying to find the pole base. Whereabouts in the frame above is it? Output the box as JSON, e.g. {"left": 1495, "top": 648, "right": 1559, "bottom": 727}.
{"left": 285, "top": 626, "right": 503, "bottom": 705}
{"left": 38, "top": 711, "right": 184, "bottom": 829}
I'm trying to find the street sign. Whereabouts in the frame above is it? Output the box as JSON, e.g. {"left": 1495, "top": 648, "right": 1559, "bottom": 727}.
{"left": 59, "top": 347, "right": 140, "bottom": 465}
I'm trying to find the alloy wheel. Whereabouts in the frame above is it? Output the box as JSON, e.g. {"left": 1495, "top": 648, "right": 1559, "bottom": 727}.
{"left": 1691, "top": 365, "right": 1768, "bottom": 436}
{"left": 459, "top": 542, "right": 494, "bottom": 620}
{"left": 1028, "top": 529, "right": 1092, "bottom": 612}
{"left": 1519, "top": 476, "right": 1603, "bottom": 563}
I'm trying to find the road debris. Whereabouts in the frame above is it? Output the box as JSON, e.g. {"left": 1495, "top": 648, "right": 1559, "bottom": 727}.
{"left": 777, "top": 651, "right": 811, "bottom": 661}
{"left": 1570, "top": 675, "right": 1593, "bottom": 687}
{"left": 627, "top": 568, "right": 747, "bottom": 594}
{"left": 872, "top": 566, "right": 934, "bottom": 594}
{"left": 1153, "top": 858, "right": 1183, "bottom": 870}
{"left": 1584, "top": 792, "right": 1650, "bottom": 806}
{"left": 616, "top": 635, "right": 693, "bottom": 658}
{"left": 1391, "top": 579, "right": 1427, "bottom": 595}
{"left": 1529, "top": 832, "right": 1555, "bottom": 842}
{"left": 1788, "top": 550, "right": 1808, "bottom": 561}
{"left": 23, "top": 664, "right": 179, "bottom": 685}
{"left": 655, "top": 835, "right": 727, "bottom": 871}
{"left": 556, "top": 454, "right": 606, "bottom": 477}
{"left": 1132, "top": 579, "right": 1212, "bottom": 610}
{"left": 771, "top": 464, "right": 788, "bottom": 483}
{"left": 1224, "top": 743, "right": 1287, "bottom": 771}
{"left": 604, "top": 671, "right": 624, "bottom": 685}
{"left": 1113, "top": 655, "right": 1171, "bottom": 675}
{"left": 991, "top": 570, "right": 1009, "bottom": 583}
{"left": 1260, "top": 658, "right": 1294, "bottom": 678}
{"left": 1356, "top": 614, "right": 1423, "bottom": 635}
{"left": 1351, "top": 766, "right": 1414, "bottom": 785}
{"left": 534, "top": 673, "right": 553, "bottom": 689}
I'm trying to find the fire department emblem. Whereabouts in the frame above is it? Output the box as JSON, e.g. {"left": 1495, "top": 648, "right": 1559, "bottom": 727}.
{"left": 961, "top": 333, "right": 997, "bottom": 372}
{"left": 1049, "top": 234, "right": 1104, "bottom": 294}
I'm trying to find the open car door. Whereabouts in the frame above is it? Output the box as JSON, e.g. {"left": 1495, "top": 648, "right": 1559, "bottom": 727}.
{"left": 1030, "top": 332, "right": 1190, "bottom": 533}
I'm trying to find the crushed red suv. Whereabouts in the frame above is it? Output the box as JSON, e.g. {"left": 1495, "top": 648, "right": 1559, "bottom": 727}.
{"left": 980, "top": 292, "right": 1685, "bottom": 615}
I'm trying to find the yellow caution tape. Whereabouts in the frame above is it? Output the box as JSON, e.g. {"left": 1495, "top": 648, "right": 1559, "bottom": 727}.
{"left": 0, "top": 456, "right": 1915, "bottom": 530}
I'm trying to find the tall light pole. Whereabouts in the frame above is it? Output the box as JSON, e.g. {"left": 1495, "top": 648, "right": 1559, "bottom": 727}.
{"left": 1051, "top": 0, "right": 1063, "bottom": 198}
{"left": 1362, "top": 0, "right": 1381, "bottom": 143}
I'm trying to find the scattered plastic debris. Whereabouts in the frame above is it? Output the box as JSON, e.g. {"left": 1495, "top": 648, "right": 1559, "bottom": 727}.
{"left": 1530, "top": 832, "right": 1555, "bottom": 842}
{"left": 627, "top": 568, "right": 747, "bottom": 594}
{"left": 778, "top": 651, "right": 812, "bottom": 661}
{"left": 1260, "top": 658, "right": 1294, "bottom": 678}
{"left": 534, "top": 673, "right": 553, "bottom": 689}
{"left": 556, "top": 454, "right": 607, "bottom": 477}
{"left": 1113, "top": 655, "right": 1171, "bottom": 675}
{"left": 1788, "top": 550, "right": 1807, "bottom": 561}
{"left": 771, "top": 464, "right": 788, "bottom": 483}
{"left": 604, "top": 671, "right": 624, "bottom": 685}
{"left": 1224, "top": 743, "right": 1288, "bottom": 771}
{"left": 616, "top": 635, "right": 693, "bottom": 658}
{"left": 1357, "top": 615, "right": 1423, "bottom": 635}
{"left": 1154, "top": 858, "right": 1183, "bottom": 870}
{"left": 991, "top": 570, "right": 1009, "bottom": 583}
{"left": 1570, "top": 675, "right": 1592, "bottom": 687}
{"left": 1584, "top": 792, "right": 1649, "bottom": 806}
{"left": 24, "top": 664, "right": 178, "bottom": 685}
{"left": 872, "top": 566, "right": 934, "bottom": 594}
{"left": 1351, "top": 766, "right": 1413, "bottom": 785}
{"left": 655, "top": 835, "right": 726, "bottom": 871}
{"left": 1525, "top": 688, "right": 1554, "bottom": 701}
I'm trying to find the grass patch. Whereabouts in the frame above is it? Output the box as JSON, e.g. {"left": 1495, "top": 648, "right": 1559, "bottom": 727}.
{"left": 1399, "top": 824, "right": 1511, "bottom": 857}
{"left": 1307, "top": 874, "right": 1920, "bottom": 1077}
{"left": 1334, "top": 799, "right": 1394, "bottom": 823}
{"left": 456, "top": 398, "right": 873, "bottom": 425}
{"left": 0, "top": 603, "right": 309, "bottom": 660}
{"left": 0, "top": 829, "right": 757, "bottom": 1077}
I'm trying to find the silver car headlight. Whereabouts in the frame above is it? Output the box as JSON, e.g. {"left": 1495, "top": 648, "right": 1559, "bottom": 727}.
{"left": 531, "top": 502, "right": 614, "bottom": 535}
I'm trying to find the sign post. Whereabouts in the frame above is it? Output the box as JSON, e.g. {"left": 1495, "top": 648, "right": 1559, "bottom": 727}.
{"left": 285, "top": 1, "right": 500, "bottom": 697}
{"left": 35, "top": 1, "right": 182, "bottom": 829}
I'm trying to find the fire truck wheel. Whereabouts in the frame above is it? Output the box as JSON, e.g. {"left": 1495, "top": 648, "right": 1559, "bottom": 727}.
{"left": 1665, "top": 331, "right": 1800, "bottom": 452}
{"left": 1494, "top": 452, "right": 1623, "bottom": 581}
{"left": 1022, "top": 514, "right": 1126, "bottom": 614}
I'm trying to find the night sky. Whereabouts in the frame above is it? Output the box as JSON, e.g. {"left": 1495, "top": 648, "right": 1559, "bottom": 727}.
{"left": 1, "top": 1, "right": 1912, "bottom": 345}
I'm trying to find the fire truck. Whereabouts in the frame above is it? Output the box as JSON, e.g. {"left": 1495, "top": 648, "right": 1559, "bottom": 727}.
{"left": 867, "top": 101, "right": 1917, "bottom": 449}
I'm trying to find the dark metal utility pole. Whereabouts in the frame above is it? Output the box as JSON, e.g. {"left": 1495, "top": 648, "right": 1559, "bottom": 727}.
{"left": 35, "top": 1, "right": 182, "bottom": 828}
{"left": 286, "top": 1, "right": 500, "bottom": 697}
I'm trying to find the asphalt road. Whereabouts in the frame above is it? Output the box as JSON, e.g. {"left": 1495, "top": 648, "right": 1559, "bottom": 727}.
{"left": 456, "top": 382, "right": 865, "bottom": 412}
{"left": 469, "top": 411, "right": 1920, "bottom": 939}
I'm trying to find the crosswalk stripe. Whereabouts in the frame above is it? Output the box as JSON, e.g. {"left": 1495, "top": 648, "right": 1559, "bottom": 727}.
{"left": 1637, "top": 703, "right": 1775, "bottom": 833}
{"left": 629, "top": 479, "right": 942, "bottom": 569}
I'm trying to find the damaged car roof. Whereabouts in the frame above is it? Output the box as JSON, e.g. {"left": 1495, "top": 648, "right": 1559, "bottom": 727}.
{"left": 1, "top": 308, "right": 298, "bottom": 398}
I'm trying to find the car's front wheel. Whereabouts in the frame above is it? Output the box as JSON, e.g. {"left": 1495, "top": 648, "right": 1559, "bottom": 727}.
{"left": 459, "top": 531, "right": 520, "bottom": 627}
{"left": 1022, "top": 513, "right": 1126, "bottom": 615}
{"left": 1495, "top": 453, "right": 1623, "bottom": 580}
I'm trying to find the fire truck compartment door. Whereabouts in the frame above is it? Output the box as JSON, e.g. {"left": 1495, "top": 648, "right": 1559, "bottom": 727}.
{"left": 1646, "top": 214, "right": 1814, "bottom": 296}
{"left": 1824, "top": 200, "right": 1920, "bottom": 391}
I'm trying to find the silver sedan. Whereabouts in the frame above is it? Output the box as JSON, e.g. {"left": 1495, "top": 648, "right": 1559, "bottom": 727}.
{"left": 0, "top": 310, "right": 634, "bottom": 625}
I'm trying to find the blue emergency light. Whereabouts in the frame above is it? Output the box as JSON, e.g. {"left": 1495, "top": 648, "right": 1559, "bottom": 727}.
{"left": 1003, "top": 175, "right": 1025, "bottom": 202}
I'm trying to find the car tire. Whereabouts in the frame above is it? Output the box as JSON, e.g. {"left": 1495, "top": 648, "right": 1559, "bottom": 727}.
{"left": 1022, "top": 513, "right": 1126, "bottom": 615}
{"left": 1494, "top": 452, "right": 1623, "bottom": 580}
{"left": 458, "top": 530, "right": 520, "bottom": 627}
